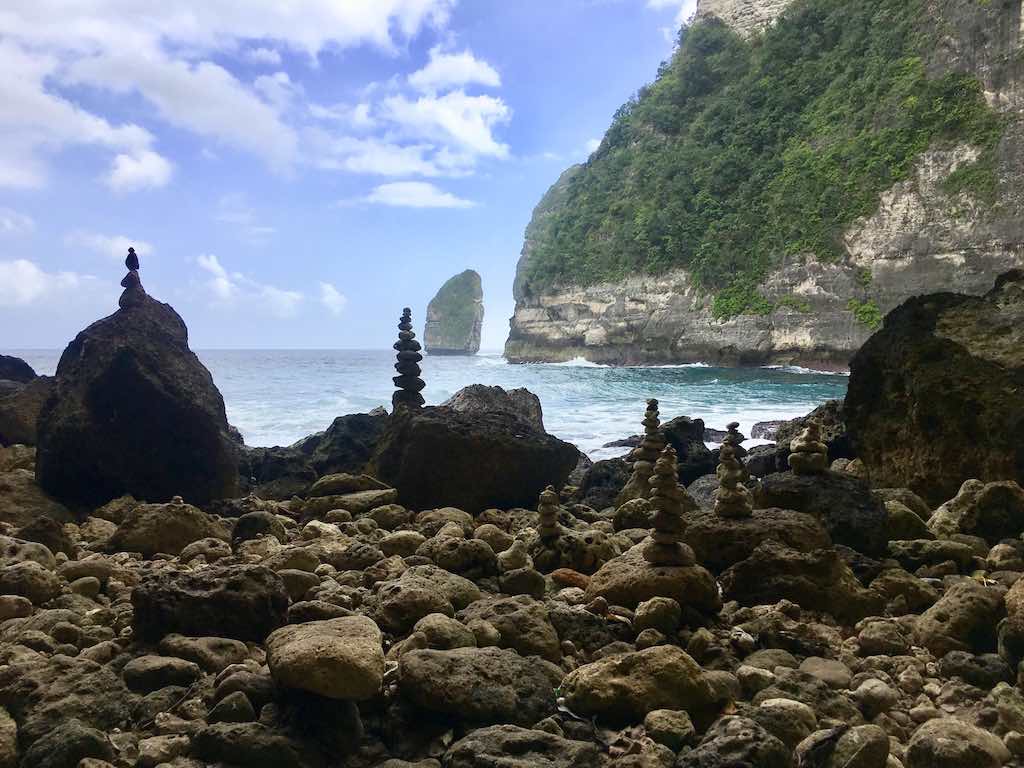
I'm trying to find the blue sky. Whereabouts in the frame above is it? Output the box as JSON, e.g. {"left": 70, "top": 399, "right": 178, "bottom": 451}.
{"left": 0, "top": 0, "right": 695, "bottom": 350}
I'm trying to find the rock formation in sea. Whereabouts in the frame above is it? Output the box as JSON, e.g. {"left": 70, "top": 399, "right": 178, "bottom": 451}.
{"left": 505, "top": 0, "right": 1024, "bottom": 366}
{"left": 846, "top": 269, "right": 1024, "bottom": 506}
{"left": 34, "top": 256, "right": 239, "bottom": 507}
{"left": 424, "top": 269, "right": 484, "bottom": 355}
{"left": 392, "top": 307, "right": 426, "bottom": 410}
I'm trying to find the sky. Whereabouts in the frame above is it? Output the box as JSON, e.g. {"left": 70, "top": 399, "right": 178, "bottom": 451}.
{"left": 0, "top": 0, "right": 697, "bottom": 350}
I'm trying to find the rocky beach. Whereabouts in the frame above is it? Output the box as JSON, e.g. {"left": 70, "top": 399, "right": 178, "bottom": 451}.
{"left": 0, "top": 250, "right": 1023, "bottom": 768}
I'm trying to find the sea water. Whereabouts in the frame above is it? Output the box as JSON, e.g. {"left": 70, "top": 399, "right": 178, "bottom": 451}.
{"left": 10, "top": 349, "right": 847, "bottom": 459}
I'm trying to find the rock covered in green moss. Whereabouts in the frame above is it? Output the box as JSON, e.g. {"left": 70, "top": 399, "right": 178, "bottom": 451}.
{"left": 424, "top": 270, "right": 483, "bottom": 355}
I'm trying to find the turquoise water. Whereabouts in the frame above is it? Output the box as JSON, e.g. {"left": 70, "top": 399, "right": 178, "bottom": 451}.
{"left": 10, "top": 349, "right": 847, "bottom": 459}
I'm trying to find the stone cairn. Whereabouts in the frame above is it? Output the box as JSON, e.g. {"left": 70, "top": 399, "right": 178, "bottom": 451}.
{"left": 788, "top": 420, "right": 829, "bottom": 475}
{"left": 531, "top": 484, "right": 565, "bottom": 572}
{"left": 714, "top": 443, "right": 753, "bottom": 518}
{"left": 617, "top": 398, "right": 666, "bottom": 505}
{"left": 643, "top": 446, "right": 697, "bottom": 566}
{"left": 119, "top": 245, "right": 147, "bottom": 309}
{"left": 392, "top": 307, "right": 426, "bottom": 410}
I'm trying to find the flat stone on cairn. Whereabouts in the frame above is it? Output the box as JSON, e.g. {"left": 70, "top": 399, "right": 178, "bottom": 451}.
{"left": 714, "top": 444, "right": 753, "bottom": 519}
{"left": 616, "top": 398, "right": 666, "bottom": 506}
{"left": 643, "top": 446, "right": 697, "bottom": 566}
{"left": 119, "top": 246, "right": 147, "bottom": 309}
{"left": 788, "top": 420, "right": 829, "bottom": 475}
{"left": 392, "top": 307, "right": 426, "bottom": 410}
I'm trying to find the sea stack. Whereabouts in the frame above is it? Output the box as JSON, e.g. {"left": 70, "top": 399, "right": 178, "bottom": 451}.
{"left": 643, "top": 446, "right": 697, "bottom": 566}
{"left": 392, "top": 307, "right": 426, "bottom": 410}
{"left": 616, "top": 399, "right": 666, "bottom": 506}
{"left": 424, "top": 269, "right": 484, "bottom": 355}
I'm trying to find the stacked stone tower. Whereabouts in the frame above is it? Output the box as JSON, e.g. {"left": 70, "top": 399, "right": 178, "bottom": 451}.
{"left": 714, "top": 443, "right": 754, "bottom": 518}
{"left": 617, "top": 399, "right": 667, "bottom": 506}
{"left": 392, "top": 307, "right": 426, "bottom": 410}
{"left": 536, "top": 485, "right": 563, "bottom": 543}
{"left": 643, "top": 446, "right": 697, "bottom": 566}
{"left": 788, "top": 421, "right": 828, "bottom": 475}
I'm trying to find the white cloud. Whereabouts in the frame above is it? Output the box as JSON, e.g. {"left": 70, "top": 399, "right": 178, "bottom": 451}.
{"left": 381, "top": 90, "right": 511, "bottom": 159}
{"left": 0, "top": 259, "right": 97, "bottom": 307}
{"left": 66, "top": 232, "right": 154, "bottom": 262}
{"left": 215, "top": 194, "right": 276, "bottom": 243}
{"left": 248, "top": 47, "right": 282, "bottom": 66}
{"left": 319, "top": 282, "right": 347, "bottom": 315}
{"left": 647, "top": 0, "right": 699, "bottom": 26}
{"left": 584, "top": 137, "right": 602, "bottom": 154}
{"left": 106, "top": 150, "right": 174, "bottom": 191}
{"left": 254, "top": 71, "right": 303, "bottom": 113}
{"left": 196, "top": 253, "right": 303, "bottom": 318}
{"left": 0, "top": 208, "right": 34, "bottom": 235}
{"left": 362, "top": 181, "right": 475, "bottom": 208}
{"left": 409, "top": 46, "right": 501, "bottom": 93}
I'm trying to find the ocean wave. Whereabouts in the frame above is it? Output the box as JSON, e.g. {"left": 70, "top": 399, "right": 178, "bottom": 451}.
{"left": 552, "top": 357, "right": 609, "bottom": 368}
{"left": 761, "top": 364, "right": 850, "bottom": 376}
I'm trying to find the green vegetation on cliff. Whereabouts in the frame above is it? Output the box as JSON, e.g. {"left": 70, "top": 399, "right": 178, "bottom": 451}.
{"left": 524, "top": 0, "right": 1004, "bottom": 317}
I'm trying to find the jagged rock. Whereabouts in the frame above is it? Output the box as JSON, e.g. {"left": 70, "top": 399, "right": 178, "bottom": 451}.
{"left": 754, "top": 471, "right": 889, "bottom": 556}
{"left": 442, "top": 384, "right": 545, "bottom": 432}
{"left": 846, "top": 271, "right": 1024, "bottom": 506}
{"left": 720, "top": 541, "right": 884, "bottom": 624}
{"left": 424, "top": 269, "right": 484, "bottom": 355}
{"left": 444, "top": 725, "right": 602, "bottom": 768}
{"left": 36, "top": 294, "right": 239, "bottom": 506}
{"left": 132, "top": 564, "right": 288, "bottom": 642}
{"left": 267, "top": 616, "right": 384, "bottom": 700}
{"left": 561, "top": 645, "right": 717, "bottom": 724}
{"left": 399, "top": 647, "right": 557, "bottom": 726}
{"left": 662, "top": 415, "right": 717, "bottom": 485}
{"left": 683, "top": 508, "right": 831, "bottom": 573}
{"left": 913, "top": 578, "right": 1004, "bottom": 656}
{"left": 585, "top": 543, "right": 721, "bottom": 613}
{"left": 0, "top": 377, "right": 52, "bottom": 446}
{"left": 0, "top": 355, "right": 35, "bottom": 384}
{"left": 369, "top": 406, "right": 578, "bottom": 513}
{"left": 929, "top": 479, "right": 1024, "bottom": 543}
{"left": 106, "top": 498, "right": 228, "bottom": 556}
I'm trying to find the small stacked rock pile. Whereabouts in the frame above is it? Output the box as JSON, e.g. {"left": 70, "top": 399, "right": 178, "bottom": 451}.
{"left": 118, "top": 245, "right": 147, "bottom": 309}
{"left": 617, "top": 398, "right": 666, "bottom": 505}
{"left": 391, "top": 307, "right": 425, "bottom": 410}
{"left": 788, "top": 420, "right": 829, "bottom": 475}
{"left": 714, "top": 443, "right": 753, "bottom": 518}
{"left": 643, "top": 446, "right": 696, "bottom": 566}
{"left": 535, "top": 484, "right": 563, "bottom": 544}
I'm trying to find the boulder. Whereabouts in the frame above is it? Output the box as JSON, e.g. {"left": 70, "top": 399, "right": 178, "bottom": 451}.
{"left": 845, "top": 271, "right": 1024, "bottom": 506}
{"left": 913, "top": 578, "right": 1004, "bottom": 656}
{"left": 458, "top": 595, "right": 561, "bottom": 662}
{"left": 662, "top": 415, "right": 717, "bottom": 485}
{"left": 36, "top": 294, "right": 239, "bottom": 506}
{"left": 444, "top": 725, "right": 602, "bottom": 768}
{"left": 290, "top": 411, "right": 388, "bottom": 477}
{"left": 0, "top": 355, "right": 36, "bottom": 384}
{"left": 442, "top": 384, "right": 545, "bottom": 432}
{"left": 368, "top": 406, "right": 578, "bottom": 513}
{"left": 719, "top": 541, "right": 884, "bottom": 624}
{"left": 929, "top": 479, "right": 1024, "bottom": 543}
{"left": 132, "top": 564, "right": 288, "bottom": 642}
{"left": 677, "top": 716, "right": 790, "bottom": 768}
{"left": 999, "top": 576, "right": 1024, "bottom": 665}
{"left": 106, "top": 499, "right": 228, "bottom": 557}
{"left": 561, "top": 645, "right": 717, "bottom": 724}
{"left": 585, "top": 543, "right": 721, "bottom": 614}
{"left": 0, "top": 377, "right": 52, "bottom": 446}
{"left": 0, "top": 470, "right": 72, "bottom": 528}
{"left": 774, "top": 400, "right": 852, "bottom": 460}
{"left": 574, "top": 457, "right": 629, "bottom": 511}
{"left": 905, "top": 718, "right": 1010, "bottom": 768}
{"left": 424, "top": 269, "right": 484, "bottom": 355}
{"left": 266, "top": 616, "right": 384, "bottom": 700}
{"left": 399, "top": 647, "right": 557, "bottom": 726}
{"left": 683, "top": 508, "right": 831, "bottom": 573}
{"left": 754, "top": 471, "right": 888, "bottom": 556}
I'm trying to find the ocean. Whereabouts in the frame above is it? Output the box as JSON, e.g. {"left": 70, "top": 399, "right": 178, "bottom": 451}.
{"left": 9, "top": 349, "right": 847, "bottom": 460}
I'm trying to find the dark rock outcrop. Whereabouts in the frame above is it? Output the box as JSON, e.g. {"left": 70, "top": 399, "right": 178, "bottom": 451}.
{"left": 442, "top": 384, "right": 545, "bottom": 432}
{"left": 0, "top": 376, "right": 52, "bottom": 446}
{"left": 662, "top": 416, "right": 717, "bottom": 485}
{"left": 573, "top": 457, "right": 629, "bottom": 511}
{"left": 0, "top": 355, "right": 36, "bottom": 384}
{"left": 368, "top": 406, "right": 579, "bottom": 513}
{"left": 424, "top": 269, "right": 484, "bottom": 355}
{"left": 773, "top": 399, "right": 852, "bottom": 460}
{"left": 846, "top": 271, "right": 1024, "bottom": 506}
{"left": 36, "top": 294, "right": 239, "bottom": 507}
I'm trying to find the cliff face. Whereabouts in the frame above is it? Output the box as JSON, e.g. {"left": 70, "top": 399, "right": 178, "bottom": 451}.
{"left": 424, "top": 270, "right": 484, "bottom": 355}
{"left": 505, "top": 0, "right": 1024, "bottom": 367}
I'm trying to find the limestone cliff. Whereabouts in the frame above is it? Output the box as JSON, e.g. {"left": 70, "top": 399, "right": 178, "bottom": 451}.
{"left": 505, "top": 0, "right": 1024, "bottom": 367}
{"left": 424, "top": 270, "right": 484, "bottom": 355}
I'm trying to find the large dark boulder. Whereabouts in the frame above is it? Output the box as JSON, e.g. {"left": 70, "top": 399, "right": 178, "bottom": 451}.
{"left": 0, "top": 354, "right": 36, "bottom": 384}
{"left": 35, "top": 295, "right": 239, "bottom": 507}
{"left": 574, "top": 457, "right": 629, "bottom": 511}
{"left": 368, "top": 406, "right": 578, "bottom": 513}
{"left": 132, "top": 564, "right": 288, "bottom": 642}
{"left": 662, "top": 415, "right": 717, "bottom": 485}
{"left": 442, "top": 384, "right": 545, "bottom": 433}
{"left": 0, "top": 376, "right": 52, "bottom": 446}
{"left": 846, "top": 271, "right": 1024, "bottom": 506}
{"left": 754, "top": 471, "right": 888, "bottom": 557}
